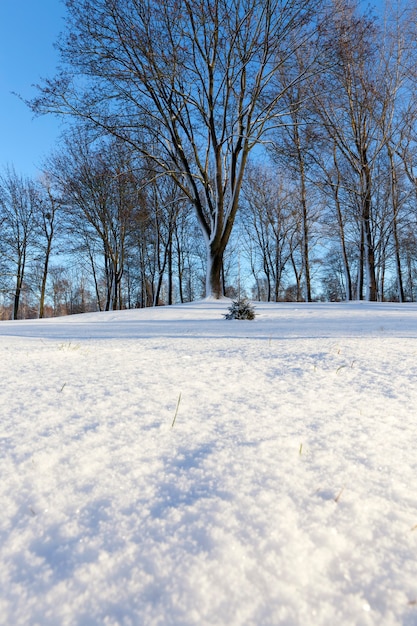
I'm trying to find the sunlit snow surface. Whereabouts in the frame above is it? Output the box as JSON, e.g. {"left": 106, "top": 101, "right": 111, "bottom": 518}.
{"left": 1, "top": 300, "right": 417, "bottom": 626}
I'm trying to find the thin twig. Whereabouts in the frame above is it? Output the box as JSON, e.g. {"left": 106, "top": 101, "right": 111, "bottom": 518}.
{"left": 172, "top": 392, "right": 182, "bottom": 428}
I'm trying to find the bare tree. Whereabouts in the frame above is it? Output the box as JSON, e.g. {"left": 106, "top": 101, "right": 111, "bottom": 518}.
{"left": 172, "top": 204, "right": 202, "bottom": 304}
{"left": 269, "top": 42, "right": 323, "bottom": 302}
{"left": 51, "top": 131, "right": 140, "bottom": 310}
{"left": 241, "top": 165, "right": 297, "bottom": 301}
{"left": 0, "top": 168, "right": 38, "bottom": 319}
{"left": 380, "top": 1, "right": 417, "bottom": 301}
{"left": 32, "top": 0, "right": 330, "bottom": 298}
{"left": 35, "top": 173, "right": 63, "bottom": 317}
{"left": 311, "top": 1, "right": 387, "bottom": 300}
{"left": 141, "top": 173, "right": 186, "bottom": 306}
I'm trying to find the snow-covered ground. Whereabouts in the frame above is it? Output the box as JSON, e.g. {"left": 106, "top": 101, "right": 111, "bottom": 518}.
{"left": 1, "top": 300, "right": 417, "bottom": 626}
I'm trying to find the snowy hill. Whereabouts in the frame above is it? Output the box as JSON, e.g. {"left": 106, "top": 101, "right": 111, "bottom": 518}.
{"left": 1, "top": 300, "right": 417, "bottom": 625}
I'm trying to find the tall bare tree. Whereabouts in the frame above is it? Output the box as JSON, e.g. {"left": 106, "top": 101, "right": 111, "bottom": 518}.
{"left": 51, "top": 131, "right": 140, "bottom": 310}
{"left": 379, "top": 1, "right": 417, "bottom": 301}
{"left": 270, "top": 50, "right": 319, "bottom": 302}
{"left": 0, "top": 168, "right": 38, "bottom": 319}
{"left": 32, "top": 0, "right": 330, "bottom": 298}
{"left": 35, "top": 173, "right": 63, "bottom": 317}
{"left": 311, "top": 1, "right": 386, "bottom": 300}
{"left": 241, "top": 165, "right": 297, "bottom": 301}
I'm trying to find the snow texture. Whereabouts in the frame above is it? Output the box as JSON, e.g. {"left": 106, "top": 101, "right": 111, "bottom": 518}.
{"left": 1, "top": 300, "right": 417, "bottom": 626}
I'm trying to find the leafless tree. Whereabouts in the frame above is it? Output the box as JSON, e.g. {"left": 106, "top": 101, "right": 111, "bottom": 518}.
{"left": 0, "top": 168, "right": 38, "bottom": 319}
{"left": 32, "top": 0, "right": 331, "bottom": 298}
{"left": 34, "top": 173, "right": 63, "bottom": 317}
{"left": 240, "top": 165, "right": 298, "bottom": 301}
{"left": 310, "top": 1, "right": 387, "bottom": 300}
{"left": 50, "top": 131, "right": 140, "bottom": 310}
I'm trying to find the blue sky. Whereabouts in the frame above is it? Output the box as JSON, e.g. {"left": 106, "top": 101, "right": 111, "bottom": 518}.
{"left": 0, "top": 0, "right": 66, "bottom": 178}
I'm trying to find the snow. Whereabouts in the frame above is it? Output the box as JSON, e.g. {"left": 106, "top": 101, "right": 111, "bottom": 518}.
{"left": 1, "top": 299, "right": 417, "bottom": 626}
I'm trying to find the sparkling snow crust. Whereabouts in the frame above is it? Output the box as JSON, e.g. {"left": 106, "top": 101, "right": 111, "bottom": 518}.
{"left": 1, "top": 301, "right": 417, "bottom": 625}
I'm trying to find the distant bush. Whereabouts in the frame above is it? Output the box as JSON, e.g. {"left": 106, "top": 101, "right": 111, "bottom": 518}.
{"left": 224, "top": 298, "right": 256, "bottom": 320}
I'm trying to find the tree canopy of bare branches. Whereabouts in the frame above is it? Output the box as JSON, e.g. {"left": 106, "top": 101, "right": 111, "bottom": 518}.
{"left": 31, "top": 0, "right": 330, "bottom": 297}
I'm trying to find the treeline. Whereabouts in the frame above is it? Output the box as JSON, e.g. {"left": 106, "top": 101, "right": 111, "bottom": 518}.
{"left": 2, "top": 0, "right": 417, "bottom": 318}
{"left": 0, "top": 142, "right": 205, "bottom": 319}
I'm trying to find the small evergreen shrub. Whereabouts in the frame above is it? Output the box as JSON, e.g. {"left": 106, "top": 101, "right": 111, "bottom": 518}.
{"left": 224, "top": 298, "right": 256, "bottom": 320}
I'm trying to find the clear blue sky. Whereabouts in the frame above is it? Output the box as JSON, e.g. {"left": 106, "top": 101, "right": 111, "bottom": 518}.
{"left": 0, "top": 0, "right": 66, "bottom": 178}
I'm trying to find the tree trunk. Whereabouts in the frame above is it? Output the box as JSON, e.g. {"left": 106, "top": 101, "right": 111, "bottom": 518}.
{"left": 362, "top": 194, "right": 378, "bottom": 301}
{"left": 13, "top": 279, "right": 22, "bottom": 320}
{"left": 332, "top": 147, "right": 352, "bottom": 300}
{"left": 387, "top": 145, "right": 404, "bottom": 302}
{"left": 39, "top": 240, "right": 52, "bottom": 318}
{"left": 357, "top": 223, "right": 365, "bottom": 301}
{"left": 175, "top": 230, "right": 184, "bottom": 304}
{"left": 13, "top": 253, "right": 25, "bottom": 320}
{"left": 294, "top": 119, "right": 312, "bottom": 302}
{"left": 167, "top": 231, "right": 173, "bottom": 306}
{"left": 206, "top": 242, "right": 225, "bottom": 299}
{"left": 361, "top": 156, "right": 377, "bottom": 301}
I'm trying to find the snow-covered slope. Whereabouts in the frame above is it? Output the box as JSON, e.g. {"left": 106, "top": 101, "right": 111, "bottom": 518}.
{"left": 1, "top": 300, "right": 417, "bottom": 625}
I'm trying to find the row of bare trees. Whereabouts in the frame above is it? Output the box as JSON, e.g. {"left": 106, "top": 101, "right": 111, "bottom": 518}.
{"left": 2, "top": 0, "right": 417, "bottom": 317}
{"left": 0, "top": 133, "right": 208, "bottom": 319}
{"left": 240, "top": 0, "right": 417, "bottom": 303}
